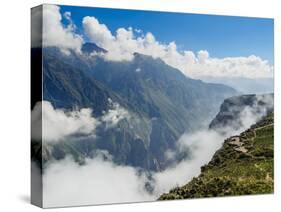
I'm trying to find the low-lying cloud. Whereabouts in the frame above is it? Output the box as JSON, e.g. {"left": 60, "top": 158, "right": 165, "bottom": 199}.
{"left": 152, "top": 130, "right": 224, "bottom": 195}
{"left": 41, "top": 95, "right": 273, "bottom": 207}
{"left": 152, "top": 95, "right": 273, "bottom": 195}
{"left": 31, "top": 101, "right": 99, "bottom": 143}
{"left": 31, "top": 100, "right": 130, "bottom": 143}
{"left": 101, "top": 99, "right": 130, "bottom": 129}
{"left": 211, "top": 94, "right": 274, "bottom": 134}
{"left": 41, "top": 130, "right": 225, "bottom": 207}
{"left": 32, "top": 4, "right": 274, "bottom": 207}
{"left": 43, "top": 152, "right": 151, "bottom": 208}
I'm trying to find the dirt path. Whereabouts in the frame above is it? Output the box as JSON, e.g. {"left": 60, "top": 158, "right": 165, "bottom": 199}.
{"left": 252, "top": 123, "right": 273, "bottom": 140}
{"left": 229, "top": 123, "right": 273, "bottom": 155}
{"left": 234, "top": 146, "right": 248, "bottom": 153}
{"left": 253, "top": 123, "right": 273, "bottom": 132}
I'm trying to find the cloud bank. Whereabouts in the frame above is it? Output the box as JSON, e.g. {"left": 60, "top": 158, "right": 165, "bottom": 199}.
{"left": 31, "top": 100, "right": 130, "bottom": 143}
{"left": 152, "top": 94, "right": 273, "bottom": 195}
{"left": 41, "top": 95, "right": 273, "bottom": 207}
{"left": 39, "top": 5, "right": 273, "bottom": 79}
{"left": 34, "top": 5, "right": 275, "bottom": 207}
{"left": 82, "top": 16, "right": 273, "bottom": 79}
{"left": 31, "top": 101, "right": 99, "bottom": 143}
{"left": 43, "top": 152, "right": 151, "bottom": 207}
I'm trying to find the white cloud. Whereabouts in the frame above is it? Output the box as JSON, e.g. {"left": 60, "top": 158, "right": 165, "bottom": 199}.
{"left": 83, "top": 16, "right": 114, "bottom": 49}
{"left": 153, "top": 130, "right": 224, "bottom": 195}
{"left": 152, "top": 95, "right": 273, "bottom": 194}
{"left": 34, "top": 6, "right": 273, "bottom": 79}
{"left": 41, "top": 97, "right": 272, "bottom": 207}
{"left": 43, "top": 152, "right": 152, "bottom": 207}
{"left": 31, "top": 101, "right": 99, "bottom": 143}
{"left": 185, "top": 54, "right": 273, "bottom": 79}
{"left": 101, "top": 99, "right": 130, "bottom": 129}
{"left": 197, "top": 50, "right": 209, "bottom": 64}
{"left": 31, "top": 100, "right": 130, "bottom": 143}
{"left": 239, "top": 95, "right": 273, "bottom": 128}
{"left": 31, "top": 101, "right": 96, "bottom": 142}
{"left": 211, "top": 94, "right": 273, "bottom": 134}
{"left": 42, "top": 5, "right": 83, "bottom": 52}
{"left": 82, "top": 16, "right": 273, "bottom": 79}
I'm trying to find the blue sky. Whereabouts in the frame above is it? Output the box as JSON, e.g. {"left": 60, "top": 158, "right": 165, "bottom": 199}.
{"left": 59, "top": 5, "right": 274, "bottom": 64}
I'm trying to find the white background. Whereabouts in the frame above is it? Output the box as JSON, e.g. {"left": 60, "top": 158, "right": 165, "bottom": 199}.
{"left": 0, "top": 0, "right": 280, "bottom": 211}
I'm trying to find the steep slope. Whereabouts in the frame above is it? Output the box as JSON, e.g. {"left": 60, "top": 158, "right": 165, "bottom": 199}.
{"left": 41, "top": 47, "right": 155, "bottom": 169}
{"left": 42, "top": 47, "right": 129, "bottom": 116}
{"left": 209, "top": 94, "right": 273, "bottom": 133}
{"left": 90, "top": 52, "right": 237, "bottom": 134}
{"left": 43, "top": 52, "right": 115, "bottom": 116}
{"left": 159, "top": 112, "right": 274, "bottom": 200}
{"left": 37, "top": 44, "right": 237, "bottom": 171}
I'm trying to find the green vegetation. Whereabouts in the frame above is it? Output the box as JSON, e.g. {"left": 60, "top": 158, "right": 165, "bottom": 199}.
{"left": 159, "top": 113, "right": 274, "bottom": 200}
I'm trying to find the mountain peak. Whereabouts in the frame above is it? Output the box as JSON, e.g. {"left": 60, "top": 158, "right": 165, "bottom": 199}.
{"left": 81, "top": 42, "right": 107, "bottom": 55}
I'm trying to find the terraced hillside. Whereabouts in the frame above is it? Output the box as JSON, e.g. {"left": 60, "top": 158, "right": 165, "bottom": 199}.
{"left": 159, "top": 113, "right": 274, "bottom": 200}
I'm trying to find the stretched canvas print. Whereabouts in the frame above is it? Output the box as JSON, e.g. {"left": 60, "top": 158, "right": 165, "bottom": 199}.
{"left": 31, "top": 4, "right": 274, "bottom": 208}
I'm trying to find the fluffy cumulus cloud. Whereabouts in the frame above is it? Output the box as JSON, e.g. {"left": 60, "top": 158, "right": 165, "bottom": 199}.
{"left": 31, "top": 101, "right": 99, "bottom": 143}
{"left": 43, "top": 152, "right": 152, "bottom": 207}
{"left": 36, "top": 5, "right": 273, "bottom": 79}
{"left": 82, "top": 16, "right": 273, "bottom": 79}
{"left": 31, "top": 100, "right": 130, "bottom": 143}
{"left": 185, "top": 54, "right": 273, "bottom": 79}
{"left": 42, "top": 5, "right": 83, "bottom": 52}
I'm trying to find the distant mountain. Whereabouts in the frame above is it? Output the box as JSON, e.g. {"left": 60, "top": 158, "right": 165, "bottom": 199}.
{"left": 209, "top": 93, "right": 273, "bottom": 133}
{"left": 34, "top": 43, "right": 238, "bottom": 171}
{"left": 88, "top": 52, "right": 238, "bottom": 134}
{"left": 201, "top": 77, "right": 274, "bottom": 94}
{"left": 81, "top": 42, "right": 107, "bottom": 55}
{"left": 159, "top": 112, "right": 274, "bottom": 200}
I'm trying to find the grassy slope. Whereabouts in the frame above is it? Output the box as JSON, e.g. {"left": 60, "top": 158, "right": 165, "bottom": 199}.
{"left": 159, "top": 113, "right": 274, "bottom": 200}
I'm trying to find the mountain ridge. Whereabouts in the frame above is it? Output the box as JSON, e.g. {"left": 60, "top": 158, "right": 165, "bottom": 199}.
{"left": 33, "top": 43, "right": 238, "bottom": 171}
{"left": 159, "top": 112, "right": 274, "bottom": 200}
{"left": 209, "top": 93, "right": 274, "bottom": 133}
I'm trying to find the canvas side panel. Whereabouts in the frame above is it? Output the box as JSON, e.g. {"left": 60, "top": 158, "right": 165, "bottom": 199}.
{"left": 31, "top": 5, "right": 43, "bottom": 208}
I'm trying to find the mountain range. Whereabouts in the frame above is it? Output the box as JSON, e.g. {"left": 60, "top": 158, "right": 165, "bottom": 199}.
{"left": 33, "top": 43, "right": 238, "bottom": 171}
